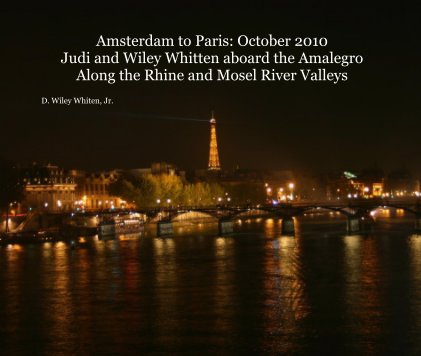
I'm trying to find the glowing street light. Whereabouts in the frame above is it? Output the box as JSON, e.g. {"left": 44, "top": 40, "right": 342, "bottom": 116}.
{"left": 277, "top": 188, "right": 284, "bottom": 202}
{"left": 288, "top": 182, "right": 295, "bottom": 200}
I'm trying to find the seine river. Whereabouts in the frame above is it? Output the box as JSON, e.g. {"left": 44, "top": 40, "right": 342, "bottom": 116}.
{"left": 1, "top": 211, "right": 421, "bottom": 355}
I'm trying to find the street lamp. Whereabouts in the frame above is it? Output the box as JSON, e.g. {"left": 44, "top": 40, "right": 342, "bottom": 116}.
{"left": 266, "top": 186, "right": 272, "bottom": 203}
{"left": 363, "top": 186, "right": 370, "bottom": 198}
{"left": 278, "top": 187, "right": 284, "bottom": 202}
{"left": 288, "top": 183, "right": 294, "bottom": 200}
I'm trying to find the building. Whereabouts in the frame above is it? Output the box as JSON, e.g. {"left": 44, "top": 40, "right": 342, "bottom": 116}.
{"left": 320, "top": 170, "right": 384, "bottom": 200}
{"left": 261, "top": 170, "right": 296, "bottom": 202}
{"left": 385, "top": 169, "right": 418, "bottom": 197}
{"left": 75, "top": 163, "right": 185, "bottom": 210}
{"left": 76, "top": 170, "right": 128, "bottom": 210}
{"left": 21, "top": 163, "right": 77, "bottom": 211}
{"left": 127, "top": 162, "right": 185, "bottom": 181}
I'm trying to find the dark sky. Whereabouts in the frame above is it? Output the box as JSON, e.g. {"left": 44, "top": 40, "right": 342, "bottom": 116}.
{"left": 3, "top": 3, "right": 420, "bottom": 174}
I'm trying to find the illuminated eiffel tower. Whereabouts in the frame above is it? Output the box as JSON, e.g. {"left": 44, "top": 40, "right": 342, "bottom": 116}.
{"left": 207, "top": 111, "right": 221, "bottom": 171}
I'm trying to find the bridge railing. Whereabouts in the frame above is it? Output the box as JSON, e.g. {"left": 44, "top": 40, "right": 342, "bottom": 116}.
{"left": 42, "top": 197, "right": 421, "bottom": 217}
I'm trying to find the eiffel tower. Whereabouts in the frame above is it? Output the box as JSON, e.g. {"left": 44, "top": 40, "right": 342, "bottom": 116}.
{"left": 208, "top": 111, "right": 221, "bottom": 171}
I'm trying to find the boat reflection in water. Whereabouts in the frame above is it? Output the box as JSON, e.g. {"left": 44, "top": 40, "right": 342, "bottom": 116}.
{"left": 98, "top": 213, "right": 145, "bottom": 240}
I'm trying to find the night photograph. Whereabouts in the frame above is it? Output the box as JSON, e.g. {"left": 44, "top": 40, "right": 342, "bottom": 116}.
{"left": 1, "top": 2, "right": 420, "bottom": 354}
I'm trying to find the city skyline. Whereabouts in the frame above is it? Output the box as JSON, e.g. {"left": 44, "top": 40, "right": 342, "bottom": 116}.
{"left": 2, "top": 4, "right": 421, "bottom": 356}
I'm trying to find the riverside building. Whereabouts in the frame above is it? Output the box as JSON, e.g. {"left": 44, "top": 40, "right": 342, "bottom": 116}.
{"left": 20, "top": 163, "right": 77, "bottom": 211}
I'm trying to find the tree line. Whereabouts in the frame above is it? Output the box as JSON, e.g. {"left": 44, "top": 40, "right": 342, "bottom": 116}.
{"left": 109, "top": 172, "right": 266, "bottom": 208}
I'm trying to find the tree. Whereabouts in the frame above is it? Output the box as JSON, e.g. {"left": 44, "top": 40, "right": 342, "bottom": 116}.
{"left": 109, "top": 176, "right": 140, "bottom": 206}
{"left": 109, "top": 173, "right": 184, "bottom": 208}
{"left": 109, "top": 172, "right": 149, "bottom": 208}
{"left": 154, "top": 174, "right": 183, "bottom": 205}
{"left": 110, "top": 173, "right": 226, "bottom": 209}
{"left": 0, "top": 158, "right": 24, "bottom": 232}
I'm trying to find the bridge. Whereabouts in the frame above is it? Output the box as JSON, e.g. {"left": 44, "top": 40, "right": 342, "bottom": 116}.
{"left": 134, "top": 198, "right": 421, "bottom": 236}
{"left": 10, "top": 198, "right": 421, "bottom": 238}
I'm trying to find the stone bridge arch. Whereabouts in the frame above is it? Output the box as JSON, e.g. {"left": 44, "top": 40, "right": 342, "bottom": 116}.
{"left": 232, "top": 208, "right": 274, "bottom": 219}
{"left": 172, "top": 211, "right": 217, "bottom": 222}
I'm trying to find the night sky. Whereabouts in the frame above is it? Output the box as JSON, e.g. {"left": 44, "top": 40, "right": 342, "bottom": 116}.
{"left": 3, "top": 3, "right": 420, "bottom": 174}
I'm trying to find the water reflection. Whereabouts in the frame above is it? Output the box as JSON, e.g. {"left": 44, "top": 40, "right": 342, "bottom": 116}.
{"left": 42, "top": 243, "right": 74, "bottom": 354}
{"left": 213, "top": 236, "right": 235, "bottom": 348}
{"left": 343, "top": 235, "right": 384, "bottom": 352}
{"left": 262, "top": 218, "right": 308, "bottom": 354}
{"left": 343, "top": 230, "right": 420, "bottom": 354}
{"left": 0, "top": 244, "right": 22, "bottom": 351}
{"left": 1, "top": 215, "right": 421, "bottom": 354}
{"left": 409, "top": 235, "right": 421, "bottom": 338}
{"left": 343, "top": 235, "right": 362, "bottom": 293}
{"left": 153, "top": 237, "right": 178, "bottom": 330}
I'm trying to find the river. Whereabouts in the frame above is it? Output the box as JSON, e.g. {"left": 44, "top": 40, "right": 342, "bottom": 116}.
{"left": 1, "top": 211, "right": 421, "bottom": 354}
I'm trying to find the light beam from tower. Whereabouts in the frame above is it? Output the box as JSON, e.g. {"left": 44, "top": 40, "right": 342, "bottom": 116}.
{"left": 208, "top": 111, "right": 221, "bottom": 171}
